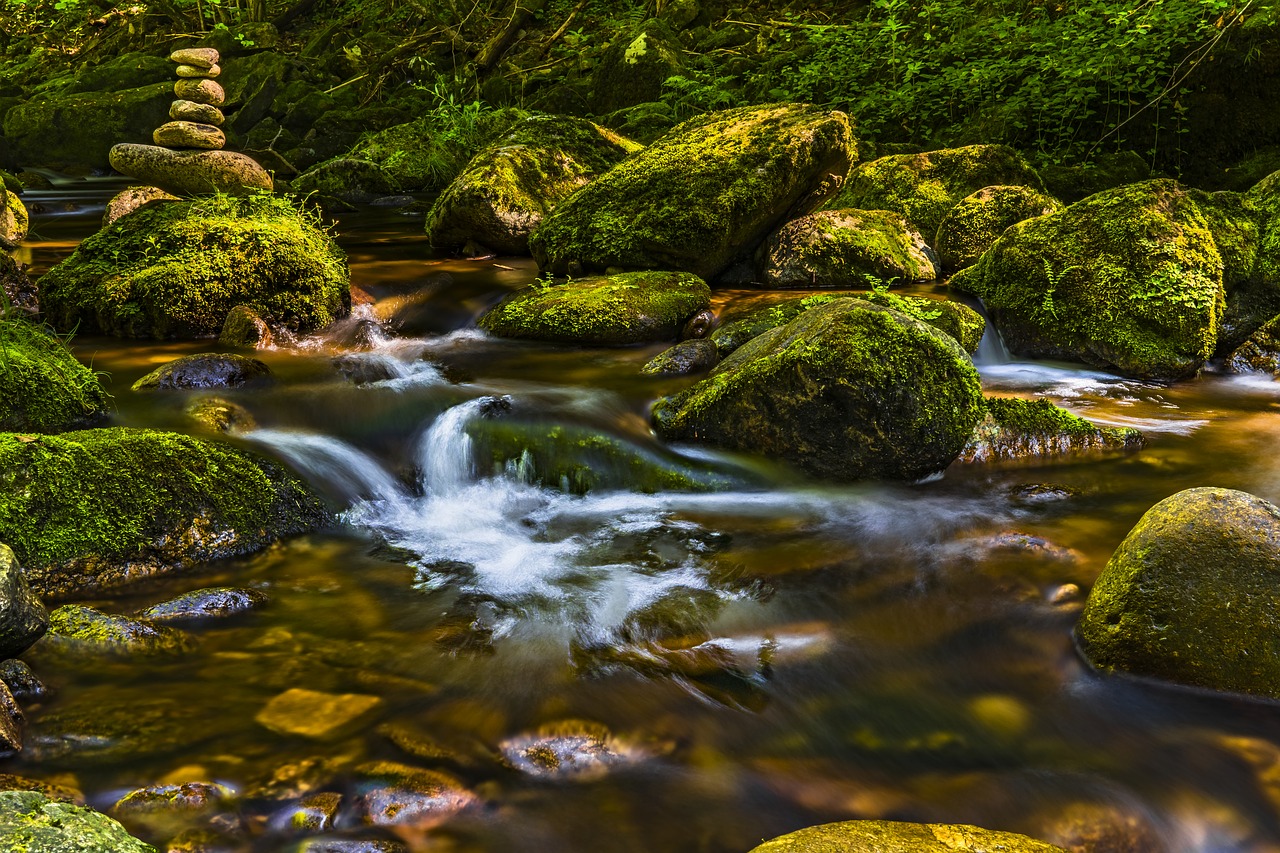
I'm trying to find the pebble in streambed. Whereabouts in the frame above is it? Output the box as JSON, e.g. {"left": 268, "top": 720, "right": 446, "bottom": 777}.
{"left": 499, "top": 720, "right": 650, "bottom": 781}
{"left": 136, "top": 587, "right": 268, "bottom": 624}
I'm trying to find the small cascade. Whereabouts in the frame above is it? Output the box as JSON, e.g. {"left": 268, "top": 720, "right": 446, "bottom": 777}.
{"left": 972, "top": 300, "right": 1012, "bottom": 366}
{"left": 243, "top": 430, "right": 407, "bottom": 505}
{"left": 416, "top": 397, "right": 501, "bottom": 494}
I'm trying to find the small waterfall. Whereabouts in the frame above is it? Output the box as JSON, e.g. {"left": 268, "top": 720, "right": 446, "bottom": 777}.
{"left": 971, "top": 299, "right": 1011, "bottom": 366}
{"left": 416, "top": 397, "right": 501, "bottom": 494}
{"left": 244, "top": 429, "right": 408, "bottom": 505}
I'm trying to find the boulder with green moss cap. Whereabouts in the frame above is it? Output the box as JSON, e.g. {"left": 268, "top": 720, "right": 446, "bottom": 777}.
{"left": 0, "top": 428, "right": 329, "bottom": 599}
{"left": 934, "top": 185, "right": 1063, "bottom": 271}
{"left": 2, "top": 84, "right": 172, "bottom": 170}
{"left": 0, "top": 319, "right": 108, "bottom": 433}
{"left": 759, "top": 208, "right": 937, "bottom": 288}
{"left": 957, "top": 397, "right": 1144, "bottom": 465}
{"left": 1077, "top": 487, "right": 1280, "bottom": 698}
{"left": 530, "top": 103, "right": 854, "bottom": 279}
{"left": 955, "top": 179, "right": 1224, "bottom": 380}
{"left": 41, "top": 604, "right": 192, "bottom": 657}
{"left": 827, "top": 144, "right": 1045, "bottom": 238}
{"left": 652, "top": 298, "right": 985, "bottom": 481}
{"left": 0, "top": 790, "right": 156, "bottom": 853}
{"left": 479, "top": 271, "right": 710, "bottom": 345}
{"left": 748, "top": 820, "right": 1066, "bottom": 853}
{"left": 38, "top": 194, "right": 349, "bottom": 339}
{"left": 1192, "top": 188, "right": 1266, "bottom": 355}
{"left": 131, "top": 353, "right": 272, "bottom": 391}
{"left": 425, "top": 114, "right": 640, "bottom": 255}
{"left": 1, "top": 189, "right": 27, "bottom": 248}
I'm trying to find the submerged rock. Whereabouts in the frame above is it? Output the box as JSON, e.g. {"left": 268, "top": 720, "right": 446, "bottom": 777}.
{"left": 112, "top": 781, "right": 233, "bottom": 822}
{"left": 530, "top": 103, "right": 854, "bottom": 279}
{"left": 255, "top": 687, "right": 384, "bottom": 739}
{"left": 1077, "top": 487, "right": 1280, "bottom": 698}
{"left": 185, "top": 396, "right": 257, "bottom": 434}
{"left": 749, "top": 820, "right": 1067, "bottom": 852}
{"left": 641, "top": 338, "right": 720, "bottom": 376}
{"left": 934, "top": 185, "right": 1063, "bottom": 271}
{"left": 108, "top": 144, "right": 273, "bottom": 197}
{"left": 0, "top": 790, "right": 156, "bottom": 852}
{"left": 0, "top": 544, "right": 49, "bottom": 659}
{"left": 39, "top": 195, "right": 348, "bottom": 339}
{"left": 425, "top": 114, "right": 639, "bottom": 255}
{"left": 136, "top": 586, "right": 268, "bottom": 624}
{"left": 0, "top": 660, "right": 47, "bottom": 701}
{"left": 42, "top": 604, "right": 192, "bottom": 656}
{"left": 131, "top": 353, "right": 272, "bottom": 391}
{"left": 829, "top": 145, "right": 1046, "bottom": 238}
{"left": 102, "top": 186, "right": 179, "bottom": 226}
{"left": 0, "top": 428, "right": 329, "bottom": 598}
{"left": 760, "top": 208, "right": 937, "bottom": 287}
{"left": 653, "top": 299, "right": 984, "bottom": 481}
{"left": 953, "top": 179, "right": 1224, "bottom": 380}
{"left": 478, "top": 271, "right": 710, "bottom": 345}
{"left": 957, "top": 397, "right": 1144, "bottom": 465}
{"left": 0, "top": 319, "right": 109, "bottom": 433}
{"left": 352, "top": 761, "right": 477, "bottom": 828}
{"left": 499, "top": 720, "right": 645, "bottom": 780}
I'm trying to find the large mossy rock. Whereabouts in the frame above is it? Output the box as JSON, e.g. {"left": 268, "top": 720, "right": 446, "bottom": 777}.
{"left": 749, "top": 820, "right": 1066, "bottom": 853}
{"left": 0, "top": 319, "right": 108, "bottom": 433}
{"left": 478, "top": 271, "right": 710, "bottom": 345}
{"left": 0, "top": 790, "right": 155, "bottom": 852}
{"left": 529, "top": 103, "right": 854, "bottom": 279}
{"left": 1077, "top": 487, "right": 1280, "bottom": 698}
{"left": 1225, "top": 312, "right": 1280, "bottom": 373}
{"left": 954, "top": 179, "right": 1224, "bottom": 380}
{"left": 934, "top": 185, "right": 1063, "bottom": 271}
{"left": 1236, "top": 171, "right": 1280, "bottom": 352}
{"left": 2, "top": 84, "right": 172, "bottom": 170}
{"left": 425, "top": 115, "right": 639, "bottom": 255}
{"left": 0, "top": 189, "right": 27, "bottom": 248}
{"left": 759, "top": 208, "right": 937, "bottom": 288}
{"left": 828, "top": 145, "right": 1046, "bottom": 238}
{"left": 957, "top": 397, "right": 1144, "bottom": 465}
{"left": 38, "top": 195, "right": 349, "bottom": 339}
{"left": 0, "top": 428, "right": 329, "bottom": 599}
{"left": 591, "top": 22, "right": 686, "bottom": 113}
{"left": 652, "top": 299, "right": 984, "bottom": 481}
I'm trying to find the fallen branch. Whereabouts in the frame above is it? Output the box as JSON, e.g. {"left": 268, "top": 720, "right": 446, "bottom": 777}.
{"left": 475, "top": 0, "right": 547, "bottom": 72}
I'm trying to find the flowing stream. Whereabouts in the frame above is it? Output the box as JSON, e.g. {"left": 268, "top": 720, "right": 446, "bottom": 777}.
{"left": 12, "top": 186, "right": 1280, "bottom": 852}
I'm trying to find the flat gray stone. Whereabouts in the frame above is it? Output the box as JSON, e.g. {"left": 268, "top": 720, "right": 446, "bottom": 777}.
{"left": 174, "top": 78, "right": 225, "bottom": 106}
{"left": 170, "top": 99, "right": 224, "bottom": 126}
{"left": 170, "top": 47, "right": 219, "bottom": 68}
{"left": 103, "top": 186, "right": 179, "bottom": 227}
{"left": 176, "top": 63, "right": 220, "bottom": 78}
{"left": 110, "top": 143, "right": 273, "bottom": 196}
{"left": 153, "top": 120, "right": 225, "bottom": 150}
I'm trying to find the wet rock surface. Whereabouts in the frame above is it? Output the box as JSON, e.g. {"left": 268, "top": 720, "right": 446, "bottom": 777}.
{"left": 131, "top": 353, "right": 273, "bottom": 391}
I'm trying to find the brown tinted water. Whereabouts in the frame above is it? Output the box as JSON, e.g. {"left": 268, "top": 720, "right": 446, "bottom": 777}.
{"left": 11, "top": 183, "right": 1280, "bottom": 852}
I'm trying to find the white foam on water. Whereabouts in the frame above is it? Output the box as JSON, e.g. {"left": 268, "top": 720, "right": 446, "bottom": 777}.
{"left": 243, "top": 429, "right": 409, "bottom": 507}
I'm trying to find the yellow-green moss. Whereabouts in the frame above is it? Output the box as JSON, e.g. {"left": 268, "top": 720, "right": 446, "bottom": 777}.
{"left": 38, "top": 194, "right": 349, "bottom": 339}
{"left": 529, "top": 103, "right": 854, "bottom": 279}
{"left": 43, "top": 604, "right": 191, "bottom": 656}
{"left": 0, "top": 791, "right": 156, "bottom": 852}
{"left": 749, "top": 820, "right": 1066, "bottom": 853}
{"left": 761, "top": 208, "right": 937, "bottom": 287}
{"left": 934, "top": 185, "right": 1063, "bottom": 271}
{"left": 958, "top": 396, "right": 1144, "bottom": 465}
{"left": 0, "top": 320, "right": 108, "bottom": 433}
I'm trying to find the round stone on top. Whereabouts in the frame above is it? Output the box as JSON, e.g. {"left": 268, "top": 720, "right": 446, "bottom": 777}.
{"left": 176, "top": 63, "right": 221, "bottom": 79}
{"left": 170, "top": 99, "right": 225, "bottom": 127}
{"left": 154, "top": 121, "right": 226, "bottom": 151}
{"left": 170, "top": 47, "right": 220, "bottom": 68}
{"left": 175, "top": 78, "right": 225, "bottom": 106}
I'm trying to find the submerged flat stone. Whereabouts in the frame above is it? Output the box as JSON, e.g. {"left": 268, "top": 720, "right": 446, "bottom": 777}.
{"left": 170, "top": 99, "right": 225, "bottom": 126}
{"left": 170, "top": 47, "right": 219, "bottom": 68}
{"left": 153, "top": 120, "right": 225, "bottom": 150}
{"left": 174, "top": 78, "right": 225, "bottom": 106}
{"left": 256, "top": 688, "right": 384, "bottom": 739}
{"left": 110, "top": 143, "right": 273, "bottom": 196}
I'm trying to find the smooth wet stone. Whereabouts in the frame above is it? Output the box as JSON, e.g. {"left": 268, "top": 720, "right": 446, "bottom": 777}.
{"left": 171, "top": 99, "right": 225, "bottom": 126}
{"left": 174, "top": 78, "right": 226, "bottom": 106}
{"left": 278, "top": 791, "right": 342, "bottom": 831}
{"left": 112, "top": 781, "right": 233, "bottom": 823}
{"left": 0, "top": 659, "right": 47, "bottom": 701}
{"left": 154, "top": 120, "right": 226, "bottom": 150}
{"left": 352, "top": 761, "right": 477, "bottom": 828}
{"left": 219, "top": 305, "right": 273, "bottom": 349}
{"left": 171, "top": 47, "right": 220, "bottom": 68}
{"left": 0, "top": 773, "right": 82, "bottom": 803}
{"left": 748, "top": 819, "right": 1068, "bottom": 852}
{"left": 289, "top": 839, "right": 408, "bottom": 853}
{"left": 0, "top": 544, "right": 49, "bottom": 659}
{"left": 0, "top": 790, "right": 155, "bottom": 852}
{"left": 0, "top": 680, "right": 25, "bottom": 753}
{"left": 41, "top": 604, "right": 192, "bottom": 657}
{"left": 136, "top": 587, "right": 268, "bottom": 624}
{"left": 131, "top": 353, "right": 272, "bottom": 391}
{"left": 102, "top": 185, "right": 179, "bottom": 226}
{"left": 176, "top": 63, "right": 221, "bottom": 78}
{"left": 185, "top": 397, "right": 257, "bottom": 434}
{"left": 256, "top": 688, "right": 384, "bottom": 739}
{"left": 499, "top": 721, "right": 643, "bottom": 780}
{"left": 641, "top": 338, "right": 720, "bottom": 376}
{"left": 109, "top": 144, "right": 273, "bottom": 196}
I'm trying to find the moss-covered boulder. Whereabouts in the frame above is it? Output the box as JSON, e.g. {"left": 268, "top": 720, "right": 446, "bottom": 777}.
{"left": 1226, "top": 313, "right": 1280, "bottom": 373}
{"left": 828, "top": 145, "right": 1045, "bottom": 238}
{"left": 424, "top": 115, "right": 639, "bottom": 255}
{"left": 2, "top": 84, "right": 172, "bottom": 170}
{"left": 1077, "top": 487, "right": 1280, "bottom": 698}
{"left": 934, "top": 186, "right": 1063, "bottom": 271}
{"left": 956, "top": 397, "right": 1144, "bottom": 465}
{"left": 759, "top": 209, "right": 937, "bottom": 288}
{"left": 1194, "top": 188, "right": 1267, "bottom": 355}
{"left": 0, "top": 319, "right": 108, "bottom": 433}
{"left": 38, "top": 194, "right": 349, "bottom": 339}
{"left": 709, "top": 291, "right": 984, "bottom": 356}
{"left": 652, "top": 299, "right": 984, "bottom": 481}
{"left": 1237, "top": 171, "right": 1280, "bottom": 353}
{"left": 41, "top": 604, "right": 192, "bottom": 657}
{"left": 0, "top": 790, "right": 156, "bottom": 852}
{"left": 748, "top": 820, "right": 1066, "bottom": 853}
{"left": 0, "top": 189, "right": 27, "bottom": 248}
{"left": 955, "top": 180, "right": 1224, "bottom": 380}
{"left": 0, "top": 428, "right": 329, "bottom": 599}
{"left": 478, "top": 271, "right": 710, "bottom": 345}
{"left": 530, "top": 103, "right": 854, "bottom": 279}
{"left": 591, "top": 22, "right": 686, "bottom": 113}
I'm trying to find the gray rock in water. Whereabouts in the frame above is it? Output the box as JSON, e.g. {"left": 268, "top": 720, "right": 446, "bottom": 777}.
{"left": 185, "top": 396, "right": 257, "bottom": 434}
{"left": 42, "top": 604, "right": 193, "bottom": 657}
{"left": 641, "top": 339, "right": 720, "bottom": 376}
{"left": 171, "top": 47, "right": 220, "bottom": 68}
{"left": 0, "top": 791, "right": 155, "bottom": 852}
{"left": 132, "top": 353, "right": 272, "bottom": 391}
{"left": 153, "top": 120, "right": 225, "bottom": 150}
{"left": 102, "top": 186, "right": 179, "bottom": 226}
{"left": 0, "top": 545, "right": 49, "bottom": 660}
{"left": 352, "top": 761, "right": 477, "bottom": 828}
{"left": 109, "top": 143, "right": 273, "bottom": 196}
{"left": 176, "top": 63, "right": 221, "bottom": 78}
{"left": 137, "top": 587, "right": 268, "bottom": 624}
{"left": 174, "top": 77, "right": 226, "bottom": 106}
{"left": 0, "top": 659, "right": 47, "bottom": 701}
{"left": 170, "top": 99, "right": 225, "bottom": 126}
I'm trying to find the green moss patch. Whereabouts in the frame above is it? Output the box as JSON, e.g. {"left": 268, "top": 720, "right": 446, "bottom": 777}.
{"left": 749, "top": 820, "right": 1066, "bottom": 853}
{"left": 0, "top": 790, "right": 155, "bottom": 853}
{"left": 957, "top": 397, "right": 1144, "bottom": 465}
{"left": 0, "top": 319, "right": 108, "bottom": 433}
{"left": 934, "top": 185, "right": 1062, "bottom": 271}
{"left": 760, "top": 208, "right": 937, "bottom": 287}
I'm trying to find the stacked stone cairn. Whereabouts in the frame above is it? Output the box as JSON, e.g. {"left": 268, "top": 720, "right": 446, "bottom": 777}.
{"left": 108, "top": 48, "right": 273, "bottom": 196}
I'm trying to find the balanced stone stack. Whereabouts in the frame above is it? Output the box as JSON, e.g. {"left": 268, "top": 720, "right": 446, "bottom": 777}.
{"left": 108, "top": 48, "right": 273, "bottom": 196}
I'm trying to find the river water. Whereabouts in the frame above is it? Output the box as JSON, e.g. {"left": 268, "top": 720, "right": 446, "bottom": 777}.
{"left": 10, "top": 182, "right": 1280, "bottom": 852}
